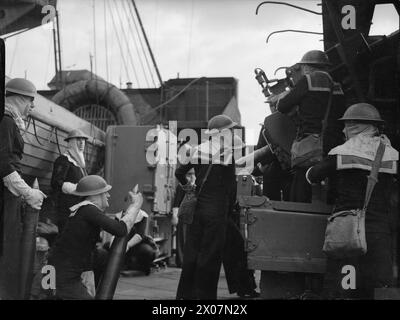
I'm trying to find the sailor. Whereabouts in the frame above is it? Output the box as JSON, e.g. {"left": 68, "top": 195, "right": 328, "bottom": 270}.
{"left": 171, "top": 167, "right": 195, "bottom": 268}
{"left": 123, "top": 209, "right": 158, "bottom": 276}
{"left": 108, "top": 209, "right": 157, "bottom": 275}
{"left": 253, "top": 124, "right": 292, "bottom": 201}
{"left": 223, "top": 196, "right": 259, "bottom": 298}
{"left": 0, "top": 78, "right": 47, "bottom": 299}
{"left": 175, "top": 114, "right": 243, "bottom": 300}
{"left": 47, "top": 175, "right": 142, "bottom": 300}
{"left": 272, "top": 50, "right": 345, "bottom": 203}
{"left": 51, "top": 129, "right": 89, "bottom": 233}
{"left": 306, "top": 103, "right": 398, "bottom": 299}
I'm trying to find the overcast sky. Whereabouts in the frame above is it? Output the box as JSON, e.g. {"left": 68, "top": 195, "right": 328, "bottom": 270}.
{"left": 4, "top": 0, "right": 398, "bottom": 144}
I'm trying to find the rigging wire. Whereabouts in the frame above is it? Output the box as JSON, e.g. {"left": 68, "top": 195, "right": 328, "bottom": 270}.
{"left": 43, "top": 31, "right": 52, "bottom": 84}
{"left": 131, "top": 0, "right": 163, "bottom": 87}
{"left": 92, "top": 0, "right": 100, "bottom": 114}
{"left": 92, "top": 0, "right": 98, "bottom": 77}
{"left": 107, "top": 0, "right": 130, "bottom": 82}
{"left": 127, "top": 0, "right": 157, "bottom": 88}
{"left": 112, "top": 0, "right": 140, "bottom": 87}
{"left": 103, "top": 0, "right": 110, "bottom": 83}
{"left": 140, "top": 77, "right": 206, "bottom": 120}
{"left": 8, "top": 36, "right": 19, "bottom": 75}
{"left": 186, "top": 0, "right": 194, "bottom": 77}
{"left": 121, "top": 0, "right": 150, "bottom": 87}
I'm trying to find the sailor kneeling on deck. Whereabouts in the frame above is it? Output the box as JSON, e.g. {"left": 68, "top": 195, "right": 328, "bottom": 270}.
{"left": 105, "top": 210, "right": 158, "bottom": 276}
{"left": 47, "top": 175, "right": 143, "bottom": 300}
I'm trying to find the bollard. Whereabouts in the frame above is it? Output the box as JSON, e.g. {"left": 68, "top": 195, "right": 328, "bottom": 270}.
{"left": 19, "top": 178, "right": 40, "bottom": 300}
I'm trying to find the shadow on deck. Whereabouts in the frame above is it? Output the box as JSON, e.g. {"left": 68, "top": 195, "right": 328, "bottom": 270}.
{"left": 114, "top": 267, "right": 260, "bottom": 300}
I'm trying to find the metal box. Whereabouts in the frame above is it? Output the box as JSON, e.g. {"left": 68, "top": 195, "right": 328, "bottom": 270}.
{"left": 241, "top": 197, "right": 332, "bottom": 274}
{"left": 105, "top": 125, "right": 156, "bottom": 214}
{"left": 104, "top": 125, "right": 174, "bottom": 260}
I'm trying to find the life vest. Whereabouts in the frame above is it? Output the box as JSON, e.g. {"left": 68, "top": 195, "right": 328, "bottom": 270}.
{"left": 305, "top": 71, "right": 332, "bottom": 92}
{"left": 329, "top": 135, "right": 398, "bottom": 174}
{"left": 305, "top": 70, "right": 344, "bottom": 96}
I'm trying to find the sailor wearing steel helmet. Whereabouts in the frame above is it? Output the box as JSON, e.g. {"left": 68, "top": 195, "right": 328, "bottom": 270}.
{"left": 271, "top": 50, "right": 346, "bottom": 203}
{"left": 51, "top": 129, "right": 90, "bottom": 233}
{"left": 306, "top": 103, "right": 399, "bottom": 299}
{"left": 48, "top": 175, "right": 143, "bottom": 299}
{"left": 0, "top": 78, "right": 47, "bottom": 299}
{"left": 175, "top": 114, "right": 245, "bottom": 300}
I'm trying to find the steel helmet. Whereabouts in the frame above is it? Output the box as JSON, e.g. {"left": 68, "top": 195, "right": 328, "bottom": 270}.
{"left": 5, "top": 78, "right": 37, "bottom": 98}
{"left": 71, "top": 175, "right": 112, "bottom": 197}
{"left": 65, "top": 129, "right": 90, "bottom": 141}
{"left": 205, "top": 114, "right": 239, "bottom": 135}
{"left": 339, "top": 103, "right": 384, "bottom": 123}
{"left": 298, "top": 50, "right": 331, "bottom": 66}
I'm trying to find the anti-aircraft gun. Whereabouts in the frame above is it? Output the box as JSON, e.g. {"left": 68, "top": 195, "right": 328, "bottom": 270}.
{"left": 238, "top": 0, "right": 400, "bottom": 299}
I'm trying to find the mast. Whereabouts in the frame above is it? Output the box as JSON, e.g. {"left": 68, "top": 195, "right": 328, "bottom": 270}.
{"left": 52, "top": 10, "right": 62, "bottom": 87}
{"left": 131, "top": 0, "right": 163, "bottom": 87}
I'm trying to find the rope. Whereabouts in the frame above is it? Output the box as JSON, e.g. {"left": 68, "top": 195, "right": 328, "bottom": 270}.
{"left": 122, "top": 0, "right": 151, "bottom": 88}
{"left": 139, "top": 77, "right": 206, "bottom": 120}
{"left": 107, "top": 0, "right": 130, "bottom": 82}
{"left": 32, "top": 118, "right": 45, "bottom": 146}
{"left": 127, "top": 0, "right": 157, "bottom": 88}
{"left": 112, "top": 0, "right": 141, "bottom": 87}
{"left": 54, "top": 127, "right": 62, "bottom": 155}
{"left": 47, "top": 126, "right": 54, "bottom": 143}
{"left": 20, "top": 116, "right": 32, "bottom": 137}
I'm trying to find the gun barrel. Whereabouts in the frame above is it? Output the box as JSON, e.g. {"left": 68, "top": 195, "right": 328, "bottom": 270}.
{"left": 18, "top": 178, "right": 40, "bottom": 299}
{"left": 95, "top": 235, "right": 128, "bottom": 300}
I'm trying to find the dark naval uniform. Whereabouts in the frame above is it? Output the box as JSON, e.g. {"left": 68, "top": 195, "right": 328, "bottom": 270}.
{"left": 48, "top": 203, "right": 128, "bottom": 299}
{"left": 307, "top": 140, "right": 398, "bottom": 299}
{"left": 175, "top": 162, "right": 236, "bottom": 300}
{"left": 51, "top": 155, "right": 87, "bottom": 232}
{"left": 0, "top": 113, "right": 25, "bottom": 299}
{"left": 254, "top": 125, "right": 292, "bottom": 201}
{"left": 277, "top": 70, "right": 345, "bottom": 203}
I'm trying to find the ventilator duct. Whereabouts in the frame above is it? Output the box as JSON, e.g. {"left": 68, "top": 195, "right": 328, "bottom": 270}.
{"left": 52, "top": 79, "right": 139, "bottom": 129}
